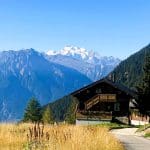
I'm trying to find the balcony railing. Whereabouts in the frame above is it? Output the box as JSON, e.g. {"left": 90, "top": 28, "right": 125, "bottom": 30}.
{"left": 84, "top": 94, "right": 116, "bottom": 110}
{"left": 76, "top": 110, "right": 112, "bottom": 120}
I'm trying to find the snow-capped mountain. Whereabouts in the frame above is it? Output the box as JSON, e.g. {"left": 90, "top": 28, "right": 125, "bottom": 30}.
{"left": 0, "top": 48, "right": 91, "bottom": 121}
{"left": 46, "top": 46, "right": 120, "bottom": 81}
{"left": 47, "top": 46, "right": 92, "bottom": 60}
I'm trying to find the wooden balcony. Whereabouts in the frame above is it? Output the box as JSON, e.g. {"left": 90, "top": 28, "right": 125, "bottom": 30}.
{"left": 85, "top": 94, "right": 116, "bottom": 110}
{"left": 76, "top": 110, "right": 112, "bottom": 120}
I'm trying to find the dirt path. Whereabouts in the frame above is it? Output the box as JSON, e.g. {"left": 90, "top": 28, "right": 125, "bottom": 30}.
{"left": 111, "top": 128, "right": 150, "bottom": 150}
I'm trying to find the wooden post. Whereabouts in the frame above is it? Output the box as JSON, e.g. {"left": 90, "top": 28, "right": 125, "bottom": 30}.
{"left": 128, "top": 110, "right": 131, "bottom": 125}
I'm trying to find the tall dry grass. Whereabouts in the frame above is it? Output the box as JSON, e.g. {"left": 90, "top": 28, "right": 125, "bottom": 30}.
{"left": 0, "top": 123, "right": 28, "bottom": 150}
{"left": 0, "top": 123, "right": 124, "bottom": 150}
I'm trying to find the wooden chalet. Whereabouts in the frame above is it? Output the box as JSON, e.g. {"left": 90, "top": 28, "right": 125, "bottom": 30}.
{"left": 72, "top": 78, "right": 138, "bottom": 125}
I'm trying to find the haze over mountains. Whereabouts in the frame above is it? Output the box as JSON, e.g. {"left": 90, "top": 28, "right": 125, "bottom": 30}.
{"left": 0, "top": 46, "right": 120, "bottom": 121}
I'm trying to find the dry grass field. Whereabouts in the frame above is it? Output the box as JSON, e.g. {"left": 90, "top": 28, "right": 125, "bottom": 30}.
{"left": 0, "top": 123, "right": 124, "bottom": 150}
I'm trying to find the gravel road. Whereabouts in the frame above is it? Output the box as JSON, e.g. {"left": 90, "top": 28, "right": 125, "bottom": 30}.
{"left": 111, "top": 128, "right": 150, "bottom": 150}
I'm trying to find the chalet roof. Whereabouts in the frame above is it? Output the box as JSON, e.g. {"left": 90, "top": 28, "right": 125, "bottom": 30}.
{"left": 71, "top": 78, "right": 138, "bottom": 99}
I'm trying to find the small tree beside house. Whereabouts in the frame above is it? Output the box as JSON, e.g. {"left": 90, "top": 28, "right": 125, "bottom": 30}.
{"left": 42, "top": 105, "right": 54, "bottom": 124}
{"left": 65, "top": 98, "right": 77, "bottom": 124}
{"left": 23, "top": 98, "right": 42, "bottom": 122}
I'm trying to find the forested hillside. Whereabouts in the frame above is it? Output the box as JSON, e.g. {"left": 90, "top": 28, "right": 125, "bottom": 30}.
{"left": 109, "top": 44, "right": 150, "bottom": 89}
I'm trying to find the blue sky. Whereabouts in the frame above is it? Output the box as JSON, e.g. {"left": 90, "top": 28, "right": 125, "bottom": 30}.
{"left": 0, "top": 0, "right": 150, "bottom": 58}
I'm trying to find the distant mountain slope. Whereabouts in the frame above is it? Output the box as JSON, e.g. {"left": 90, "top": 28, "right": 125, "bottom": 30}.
{"left": 0, "top": 49, "right": 91, "bottom": 121}
{"left": 46, "top": 46, "right": 120, "bottom": 81}
{"left": 109, "top": 44, "right": 150, "bottom": 89}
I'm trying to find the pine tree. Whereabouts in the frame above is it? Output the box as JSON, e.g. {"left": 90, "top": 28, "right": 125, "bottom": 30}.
{"left": 137, "top": 55, "right": 150, "bottom": 118}
{"left": 42, "top": 106, "right": 54, "bottom": 124}
{"left": 143, "top": 56, "right": 150, "bottom": 95}
{"left": 65, "top": 97, "right": 77, "bottom": 124}
{"left": 23, "top": 98, "right": 42, "bottom": 122}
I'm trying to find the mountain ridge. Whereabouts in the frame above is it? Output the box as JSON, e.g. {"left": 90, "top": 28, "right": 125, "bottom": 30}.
{"left": 0, "top": 48, "right": 91, "bottom": 121}
{"left": 46, "top": 46, "right": 120, "bottom": 81}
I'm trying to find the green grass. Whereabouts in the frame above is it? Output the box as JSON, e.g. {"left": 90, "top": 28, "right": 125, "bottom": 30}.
{"left": 135, "top": 124, "right": 150, "bottom": 138}
{"left": 95, "top": 122, "right": 131, "bottom": 130}
{"left": 136, "top": 124, "right": 150, "bottom": 132}
{"left": 144, "top": 132, "right": 150, "bottom": 138}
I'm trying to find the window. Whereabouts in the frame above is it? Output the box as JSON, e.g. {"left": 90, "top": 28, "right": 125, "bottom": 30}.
{"left": 96, "top": 88, "right": 102, "bottom": 94}
{"left": 114, "top": 103, "right": 120, "bottom": 111}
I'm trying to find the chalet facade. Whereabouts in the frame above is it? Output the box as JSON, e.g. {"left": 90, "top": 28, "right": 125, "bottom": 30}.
{"left": 72, "top": 78, "right": 139, "bottom": 125}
